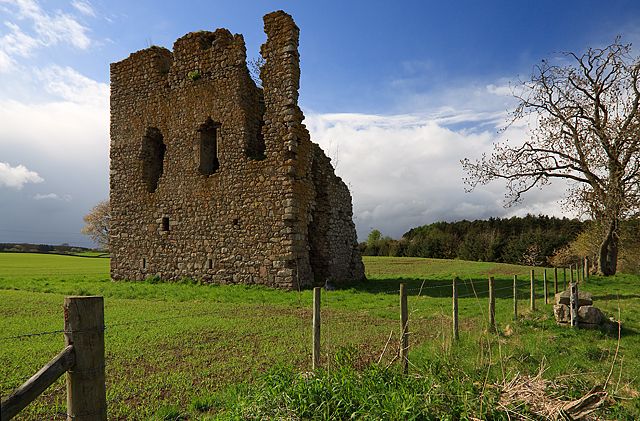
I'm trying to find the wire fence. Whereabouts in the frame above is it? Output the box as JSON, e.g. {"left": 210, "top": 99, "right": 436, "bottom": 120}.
{"left": 0, "top": 276, "right": 560, "bottom": 340}
{"left": 1, "top": 269, "right": 588, "bottom": 418}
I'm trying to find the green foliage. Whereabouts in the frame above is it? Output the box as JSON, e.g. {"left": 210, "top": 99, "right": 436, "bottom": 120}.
{"left": 217, "top": 362, "right": 508, "bottom": 419}
{"left": 364, "top": 229, "right": 395, "bottom": 256}
{"left": 0, "top": 242, "right": 96, "bottom": 254}
{"left": 154, "top": 405, "right": 185, "bottom": 420}
{"left": 187, "top": 69, "right": 201, "bottom": 81}
{"left": 551, "top": 218, "right": 640, "bottom": 274}
{"left": 363, "top": 215, "right": 583, "bottom": 265}
{"left": 367, "top": 229, "right": 382, "bottom": 245}
{"left": 1, "top": 253, "right": 639, "bottom": 418}
{"left": 145, "top": 274, "right": 162, "bottom": 284}
{"left": 177, "top": 276, "right": 197, "bottom": 285}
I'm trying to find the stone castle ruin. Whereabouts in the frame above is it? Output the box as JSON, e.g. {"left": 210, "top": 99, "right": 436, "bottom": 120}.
{"left": 109, "top": 11, "right": 365, "bottom": 289}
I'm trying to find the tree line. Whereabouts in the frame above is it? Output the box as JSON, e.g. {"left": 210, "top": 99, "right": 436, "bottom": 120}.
{"left": 462, "top": 39, "right": 640, "bottom": 275}
{"left": 360, "top": 215, "right": 584, "bottom": 266}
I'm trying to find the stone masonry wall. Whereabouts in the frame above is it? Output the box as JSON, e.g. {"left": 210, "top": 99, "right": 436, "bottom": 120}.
{"left": 110, "top": 11, "right": 364, "bottom": 289}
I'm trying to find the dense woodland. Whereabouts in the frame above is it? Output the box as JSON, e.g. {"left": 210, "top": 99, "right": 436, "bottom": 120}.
{"left": 360, "top": 215, "right": 584, "bottom": 266}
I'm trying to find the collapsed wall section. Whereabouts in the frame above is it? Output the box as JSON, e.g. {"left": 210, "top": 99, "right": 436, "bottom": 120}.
{"left": 260, "top": 11, "right": 365, "bottom": 286}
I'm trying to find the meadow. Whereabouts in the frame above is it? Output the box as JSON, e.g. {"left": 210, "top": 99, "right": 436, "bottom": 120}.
{"left": 1, "top": 253, "right": 639, "bottom": 419}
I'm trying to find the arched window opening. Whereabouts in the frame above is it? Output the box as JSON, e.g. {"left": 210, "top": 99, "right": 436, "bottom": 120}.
{"left": 139, "top": 127, "right": 165, "bottom": 193}
{"left": 198, "top": 118, "right": 220, "bottom": 175}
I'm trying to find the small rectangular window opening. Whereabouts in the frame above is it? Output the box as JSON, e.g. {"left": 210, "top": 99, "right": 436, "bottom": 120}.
{"left": 207, "top": 258, "right": 213, "bottom": 270}
{"left": 199, "top": 118, "right": 220, "bottom": 175}
{"left": 162, "top": 217, "right": 170, "bottom": 232}
{"left": 142, "top": 258, "right": 147, "bottom": 269}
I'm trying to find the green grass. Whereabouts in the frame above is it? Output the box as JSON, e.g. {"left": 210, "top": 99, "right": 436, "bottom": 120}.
{"left": 1, "top": 253, "right": 639, "bottom": 419}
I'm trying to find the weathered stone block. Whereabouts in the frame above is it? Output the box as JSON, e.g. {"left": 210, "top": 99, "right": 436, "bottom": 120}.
{"left": 553, "top": 304, "right": 570, "bottom": 323}
{"left": 554, "top": 290, "right": 593, "bottom": 307}
{"left": 577, "top": 305, "right": 604, "bottom": 325}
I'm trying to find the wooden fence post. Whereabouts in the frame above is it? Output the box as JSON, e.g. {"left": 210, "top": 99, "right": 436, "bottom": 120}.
{"left": 530, "top": 269, "right": 536, "bottom": 311}
{"left": 570, "top": 264, "right": 575, "bottom": 283}
{"left": 563, "top": 268, "right": 567, "bottom": 290}
{"left": 488, "top": 276, "right": 496, "bottom": 332}
{"left": 543, "top": 269, "right": 548, "bottom": 305}
{"left": 64, "top": 296, "right": 106, "bottom": 421}
{"left": 569, "top": 282, "right": 579, "bottom": 328}
{"left": 312, "top": 287, "right": 321, "bottom": 370}
{"left": 400, "top": 283, "right": 409, "bottom": 374}
{"left": 452, "top": 278, "right": 459, "bottom": 340}
{"left": 513, "top": 275, "right": 518, "bottom": 320}
{"left": 554, "top": 267, "right": 558, "bottom": 294}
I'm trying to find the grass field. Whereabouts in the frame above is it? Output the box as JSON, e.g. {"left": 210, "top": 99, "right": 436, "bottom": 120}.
{"left": 1, "top": 253, "right": 639, "bottom": 419}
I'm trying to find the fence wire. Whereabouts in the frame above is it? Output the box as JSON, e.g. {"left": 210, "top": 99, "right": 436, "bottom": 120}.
{"left": 0, "top": 277, "right": 551, "bottom": 341}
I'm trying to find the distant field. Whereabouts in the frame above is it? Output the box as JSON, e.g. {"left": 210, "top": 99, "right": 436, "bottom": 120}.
{"left": 1, "top": 253, "right": 639, "bottom": 419}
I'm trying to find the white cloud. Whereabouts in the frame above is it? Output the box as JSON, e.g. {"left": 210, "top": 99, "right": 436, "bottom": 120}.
{"left": 0, "top": 0, "right": 92, "bottom": 67}
{"left": 306, "top": 111, "right": 572, "bottom": 240}
{"left": 33, "top": 192, "right": 71, "bottom": 201}
{"left": 71, "top": 0, "right": 95, "bottom": 17}
{"left": 39, "top": 65, "right": 109, "bottom": 106}
{"left": 0, "top": 20, "right": 38, "bottom": 72}
{"left": 486, "top": 83, "right": 513, "bottom": 96}
{"left": 2, "top": 21, "right": 38, "bottom": 56}
{"left": 0, "top": 161, "right": 43, "bottom": 189}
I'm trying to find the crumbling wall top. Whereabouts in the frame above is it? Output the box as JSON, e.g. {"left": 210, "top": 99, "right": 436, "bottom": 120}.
{"left": 111, "top": 27, "right": 250, "bottom": 99}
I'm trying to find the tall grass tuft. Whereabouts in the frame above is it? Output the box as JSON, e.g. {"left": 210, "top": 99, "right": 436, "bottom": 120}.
{"left": 214, "top": 358, "right": 510, "bottom": 420}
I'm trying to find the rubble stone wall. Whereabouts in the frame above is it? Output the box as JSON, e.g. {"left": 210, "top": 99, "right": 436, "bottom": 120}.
{"left": 110, "top": 10, "right": 364, "bottom": 289}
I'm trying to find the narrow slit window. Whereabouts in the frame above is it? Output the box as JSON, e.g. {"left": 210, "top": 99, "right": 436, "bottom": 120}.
{"left": 142, "top": 258, "right": 147, "bottom": 269}
{"left": 198, "top": 118, "right": 220, "bottom": 175}
{"left": 207, "top": 258, "right": 213, "bottom": 270}
{"left": 162, "top": 217, "right": 170, "bottom": 232}
{"left": 139, "top": 127, "right": 165, "bottom": 193}
{"left": 247, "top": 120, "right": 266, "bottom": 160}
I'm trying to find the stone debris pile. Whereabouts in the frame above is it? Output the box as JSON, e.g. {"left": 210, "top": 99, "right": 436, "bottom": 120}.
{"left": 553, "top": 290, "right": 616, "bottom": 330}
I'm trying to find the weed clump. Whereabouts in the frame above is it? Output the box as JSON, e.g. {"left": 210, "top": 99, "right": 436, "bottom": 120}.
{"left": 210, "top": 361, "right": 506, "bottom": 419}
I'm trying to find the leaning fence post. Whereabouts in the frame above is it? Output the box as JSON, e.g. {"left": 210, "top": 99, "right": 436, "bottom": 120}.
{"left": 543, "top": 269, "right": 548, "bottom": 305}
{"left": 584, "top": 256, "right": 589, "bottom": 282}
{"left": 400, "top": 283, "right": 409, "bottom": 374}
{"left": 530, "top": 269, "right": 536, "bottom": 311}
{"left": 513, "top": 275, "right": 518, "bottom": 320}
{"left": 488, "top": 276, "right": 496, "bottom": 332}
{"left": 569, "top": 282, "right": 579, "bottom": 329}
{"left": 452, "top": 278, "right": 459, "bottom": 340}
{"left": 312, "top": 287, "right": 321, "bottom": 370}
{"left": 554, "top": 267, "right": 558, "bottom": 294}
{"left": 64, "top": 296, "right": 106, "bottom": 421}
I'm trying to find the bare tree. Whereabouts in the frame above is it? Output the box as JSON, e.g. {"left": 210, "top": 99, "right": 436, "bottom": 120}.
{"left": 462, "top": 39, "right": 640, "bottom": 275}
{"left": 81, "top": 200, "right": 110, "bottom": 250}
{"left": 248, "top": 56, "right": 265, "bottom": 88}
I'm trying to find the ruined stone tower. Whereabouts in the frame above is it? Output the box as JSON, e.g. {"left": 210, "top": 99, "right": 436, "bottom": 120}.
{"left": 109, "top": 11, "right": 365, "bottom": 289}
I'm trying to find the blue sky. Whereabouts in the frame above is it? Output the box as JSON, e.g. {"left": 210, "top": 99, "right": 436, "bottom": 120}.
{"left": 1, "top": 0, "right": 640, "bottom": 246}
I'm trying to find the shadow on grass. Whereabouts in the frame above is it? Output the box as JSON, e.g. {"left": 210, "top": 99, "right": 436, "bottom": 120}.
{"left": 592, "top": 294, "right": 640, "bottom": 301}
{"left": 343, "top": 277, "right": 526, "bottom": 299}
